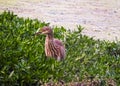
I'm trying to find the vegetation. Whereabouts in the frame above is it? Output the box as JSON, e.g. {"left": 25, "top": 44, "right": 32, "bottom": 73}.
{"left": 0, "top": 11, "right": 120, "bottom": 86}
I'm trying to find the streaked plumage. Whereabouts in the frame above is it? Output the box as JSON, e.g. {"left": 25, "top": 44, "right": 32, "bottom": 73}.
{"left": 35, "top": 26, "right": 65, "bottom": 61}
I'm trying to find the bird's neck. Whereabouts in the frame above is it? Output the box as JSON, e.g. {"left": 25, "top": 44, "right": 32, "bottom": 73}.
{"left": 46, "top": 34, "right": 54, "bottom": 40}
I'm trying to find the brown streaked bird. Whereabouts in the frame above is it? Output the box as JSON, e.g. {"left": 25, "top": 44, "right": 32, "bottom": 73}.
{"left": 35, "top": 26, "right": 66, "bottom": 61}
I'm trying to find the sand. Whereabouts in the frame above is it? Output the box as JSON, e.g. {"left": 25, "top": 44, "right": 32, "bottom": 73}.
{"left": 0, "top": 0, "right": 120, "bottom": 41}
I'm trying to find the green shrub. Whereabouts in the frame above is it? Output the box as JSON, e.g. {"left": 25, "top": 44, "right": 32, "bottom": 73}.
{"left": 0, "top": 11, "right": 120, "bottom": 85}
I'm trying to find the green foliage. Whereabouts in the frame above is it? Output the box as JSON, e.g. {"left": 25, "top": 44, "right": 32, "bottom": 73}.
{"left": 0, "top": 11, "right": 120, "bottom": 85}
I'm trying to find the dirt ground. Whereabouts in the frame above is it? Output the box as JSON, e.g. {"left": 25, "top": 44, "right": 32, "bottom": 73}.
{"left": 0, "top": 0, "right": 120, "bottom": 41}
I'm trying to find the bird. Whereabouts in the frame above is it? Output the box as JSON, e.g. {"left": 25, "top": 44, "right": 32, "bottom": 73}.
{"left": 35, "top": 26, "right": 66, "bottom": 61}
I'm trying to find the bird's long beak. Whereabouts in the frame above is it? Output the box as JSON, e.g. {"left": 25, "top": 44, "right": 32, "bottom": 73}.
{"left": 35, "top": 32, "right": 42, "bottom": 35}
{"left": 32, "top": 31, "right": 42, "bottom": 36}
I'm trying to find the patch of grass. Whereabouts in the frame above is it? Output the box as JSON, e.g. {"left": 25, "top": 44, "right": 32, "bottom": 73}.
{"left": 0, "top": 11, "right": 120, "bottom": 86}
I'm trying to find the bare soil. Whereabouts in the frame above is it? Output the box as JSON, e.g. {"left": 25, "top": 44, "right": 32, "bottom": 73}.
{"left": 0, "top": 0, "right": 120, "bottom": 41}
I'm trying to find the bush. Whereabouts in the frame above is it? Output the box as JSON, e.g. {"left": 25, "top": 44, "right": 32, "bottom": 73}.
{"left": 0, "top": 11, "right": 120, "bottom": 86}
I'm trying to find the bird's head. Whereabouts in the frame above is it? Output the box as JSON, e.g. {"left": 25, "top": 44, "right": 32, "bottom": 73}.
{"left": 35, "top": 26, "right": 53, "bottom": 35}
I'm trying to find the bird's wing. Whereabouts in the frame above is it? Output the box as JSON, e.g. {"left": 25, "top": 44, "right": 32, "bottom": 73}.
{"left": 54, "top": 39, "right": 64, "bottom": 47}
{"left": 54, "top": 39, "right": 66, "bottom": 60}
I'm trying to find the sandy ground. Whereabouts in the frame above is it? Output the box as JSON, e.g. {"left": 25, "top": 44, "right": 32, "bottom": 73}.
{"left": 0, "top": 0, "right": 120, "bottom": 41}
